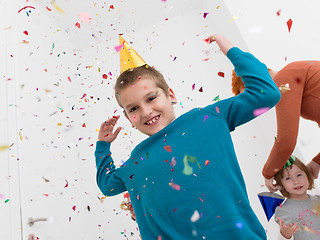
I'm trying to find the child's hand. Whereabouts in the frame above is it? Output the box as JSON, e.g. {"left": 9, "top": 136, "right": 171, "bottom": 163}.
{"left": 204, "top": 34, "right": 234, "bottom": 56}
{"left": 265, "top": 177, "right": 278, "bottom": 192}
{"left": 277, "top": 217, "right": 299, "bottom": 239}
{"left": 98, "top": 115, "right": 122, "bottom": 143}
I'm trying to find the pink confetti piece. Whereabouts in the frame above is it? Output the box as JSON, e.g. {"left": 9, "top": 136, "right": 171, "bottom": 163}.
{"left": 253, "top": 107, "right": 270, "bottom": 117}
{"left": 169, "top": 182, "right": 180, "bottom": 191}
{"left": 287, "top": 18, "right": 293, "bottom": 33}
{"left": 199, "top": 87, "right": 203, "bottom": 92}
{"left": 203, "top": 12, "right": 209, "bottom": 18}
{"left": 72, "top": 206, "right": 76, "bottom": 211}
{"left": 170, "top": 157, "right": 176, "bottom": 167}
{"left": 192, "top": 83, "right": 195, "bottom": 90}
{"left": 203, "top": 115, "right": 208, "bottom": 122}
{"left": 79, "top": 12, "right": 92, "bottom": 23}
{"left": 215, "top": 106, "right": 220, "bottom": 113}
{"left": 114, "top": 44, "right": 124, "bottom": 52}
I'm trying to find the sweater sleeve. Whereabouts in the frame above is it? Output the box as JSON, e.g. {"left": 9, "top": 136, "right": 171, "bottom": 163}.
{"left": 262, "top": 65, "right": 304, "bottom": 179}
{"left": 95, "top": 141, "right": 127, "bottom": 196}
{"left": 275, "top": 206, "right": 296, "bottom": 240}
{"left": 213, "top": 47, "right": 281, "bottom": 131}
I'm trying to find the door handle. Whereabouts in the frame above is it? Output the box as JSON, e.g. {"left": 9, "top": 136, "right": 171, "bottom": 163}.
{"left": 27, "top": 217, "right": 48, "bottom": 227}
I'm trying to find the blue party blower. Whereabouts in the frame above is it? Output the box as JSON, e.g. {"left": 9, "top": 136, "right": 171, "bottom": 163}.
{"left": 258, "top": 192, "right": 285, "bottom": 221}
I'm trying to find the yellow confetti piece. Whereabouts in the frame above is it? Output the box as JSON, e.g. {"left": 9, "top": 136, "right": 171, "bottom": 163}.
{"left": 52, "top": 2, "right": 65, "bottom": 14}
{"left": 57, "top": 123, "right": 62, "bottom": 126}
{"left": 19, "top": 132, "right": 23, "bottom": 140}
{"left": 0, "top": 145, "right": 10, "bottom": 151}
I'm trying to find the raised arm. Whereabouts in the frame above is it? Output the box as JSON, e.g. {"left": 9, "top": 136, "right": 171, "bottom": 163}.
{"left": 262, "top": 63, "right": 304, "bottom": 180}
{"left": 95, "top": 116, "right": 126, "bottom": 196}
{"left": 205, "top": 34, "right": 281, "bottom": 131}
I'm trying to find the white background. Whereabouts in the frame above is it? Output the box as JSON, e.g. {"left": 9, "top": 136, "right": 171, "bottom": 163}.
{"left": 1, "top": 0, "right": 319, "bottom": 239}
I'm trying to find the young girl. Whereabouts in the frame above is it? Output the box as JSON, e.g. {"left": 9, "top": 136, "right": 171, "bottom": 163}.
{"left": 274, "top": 156, "right": 320, "bottom": 239}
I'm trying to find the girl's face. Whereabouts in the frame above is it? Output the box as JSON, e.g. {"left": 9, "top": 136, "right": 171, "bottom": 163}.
{"left": 281, "top": 164, "right": 310, "bottom": 200}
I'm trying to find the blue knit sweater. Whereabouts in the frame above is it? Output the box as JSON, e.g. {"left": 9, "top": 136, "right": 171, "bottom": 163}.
{"left": 95, "top": 47, "right": 281, "bottom": 239}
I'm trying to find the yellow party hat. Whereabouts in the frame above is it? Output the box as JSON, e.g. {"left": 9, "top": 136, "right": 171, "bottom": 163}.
{"left": 119, "top": 35, "right": 146, "bottom": 73}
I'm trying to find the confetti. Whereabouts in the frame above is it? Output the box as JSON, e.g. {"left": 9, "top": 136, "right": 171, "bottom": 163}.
{"left": 198, "top": 87, "right": 203, "bottom": 92}
{"left": 182, "top": 155, "right": 201, "bottom": 175}
{"left": 46, "top": 6, "right": 52, "bottom": 11}
{"left": 169, "top": 182, "right": 180, "bottom": 191}
{"left": 287, "top": 19, "right": 293, "bottom": 33}
{"left": 191, "top": 210, "right": 200, "bottom": 222}
{"left": 279, "top": 83, "right": 290, "bottom": 93}
{"left": 109, "top": 5, "right": 114, "bottom": 9}
{"left": 203, "top": 115, "right": 208, "bottom": 122}
{"left": 75, "top": 22, "right": 80, "bottom": 28}
{"left": 5, "top": 199, "right": 10, "bottom": 203}
{"left": 114, "top": 44, "right": 124, "bottom": 52}
{"left": 18, "top": 6, "right": 35, "bottom": 13}
{"left": 253, "top": 107, "right": 270, "bottom": 117}
{"left": 170, "top": 157, "right": 176, "bottom": 167}
{"left": 236, "top": 222, "right": 243, "bottom": 229}
{"left": 0, "top": 145, "right": 10, "bottom": 151}
{"left": 203, "top": 12, "right": 209, "bottom": 18}
{"left": 72, "top": 206, "right": 76, "bottom": 211}
{"left": 276, "top": 9, "right": 281, "bottom": 16}
{"left": 23, "top": 30, "right": 28, "bottom": 35}
{"left": 205, "top": 160, "right": 210, "bottom": 166}
{"left": 215, "top": 106, "right": 220, "bottom": 113}
{"left": 52, "top": 2, "right": 64, "bottom": 14}
{"left": 164, "top": 145, "right": 171, "bottom": 153}
{"left": 64, "top": 180, "right": 68, "bottom": 188}
{"left": 218, "top": 72, "right": 224, "bottom": 77}
{"left": 192, "top": 83, "right": 195, "bottom": 90}
{"left": 79, "top": 12, "right": 92, "bottom": 23}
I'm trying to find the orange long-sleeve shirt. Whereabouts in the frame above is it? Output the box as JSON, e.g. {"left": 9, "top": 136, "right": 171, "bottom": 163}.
{"left": 262, "top": 61, "right": 320, "bottom": 179}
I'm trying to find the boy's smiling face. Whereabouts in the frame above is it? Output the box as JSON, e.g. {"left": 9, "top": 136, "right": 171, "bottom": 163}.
{"left": 119, "top": 78, "right": 177, "bottom": 136}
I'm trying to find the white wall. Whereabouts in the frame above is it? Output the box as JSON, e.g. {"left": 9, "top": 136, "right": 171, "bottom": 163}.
{"left": 1, "top": 0, "right": 319, "bottom": 239}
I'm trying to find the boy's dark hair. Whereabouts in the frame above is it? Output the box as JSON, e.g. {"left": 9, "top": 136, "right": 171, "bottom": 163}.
{"left": 274, "top": 157, "right": 314, "bottom": 198}
{"left": 115, "top": 64, "right": 170, "bottom": 108}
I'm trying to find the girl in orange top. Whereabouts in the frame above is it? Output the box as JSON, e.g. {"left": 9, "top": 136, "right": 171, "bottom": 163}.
{"left": 231, "top": 61, "right": 320, "bottom": 191}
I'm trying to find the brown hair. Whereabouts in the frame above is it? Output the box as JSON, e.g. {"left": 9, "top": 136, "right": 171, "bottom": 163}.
{"left": 114, "top": 64, "right": 170, "bottom": 107}
{"left": 274, "top": 157, "right": 314, "bottom": 198}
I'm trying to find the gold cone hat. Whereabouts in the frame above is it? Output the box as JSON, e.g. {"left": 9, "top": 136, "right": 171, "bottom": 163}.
{"left": 119, "top": 35, "right": 146, "bottom": 73}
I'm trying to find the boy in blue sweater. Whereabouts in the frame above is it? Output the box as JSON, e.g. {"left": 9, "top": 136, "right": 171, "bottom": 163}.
{"left": 95, "top": 34, "right": 281, "bottom": 239}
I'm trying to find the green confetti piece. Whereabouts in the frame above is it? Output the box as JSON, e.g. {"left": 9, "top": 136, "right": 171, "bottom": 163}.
{"left": 5, "top": 199, "right": 9, "bottom": 203}
{"left": 182, "top": 155, "right": 201, "bottom": 175}
{"left": 213, "top": 95, "right": 220, "bottom": 102}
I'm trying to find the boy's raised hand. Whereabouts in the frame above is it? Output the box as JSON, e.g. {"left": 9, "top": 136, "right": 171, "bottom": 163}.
{"left": 204, "top": 34, "right": 235, "bottom": 56}
{"left": 277, "top": 217, "right": 299, "bottom": 239}
{"left": 98, "top": 115, "right": 122, "bottom": 143}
